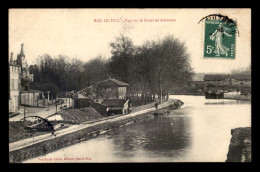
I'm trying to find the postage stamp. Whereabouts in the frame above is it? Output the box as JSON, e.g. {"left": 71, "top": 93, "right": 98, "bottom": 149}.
{"left": 203, "top": 19, "right": 237, "bottom": 59}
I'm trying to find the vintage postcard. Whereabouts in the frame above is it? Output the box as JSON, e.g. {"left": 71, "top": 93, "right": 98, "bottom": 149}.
{"left": 9, "top": 8, "right": 251, "bottom": 163}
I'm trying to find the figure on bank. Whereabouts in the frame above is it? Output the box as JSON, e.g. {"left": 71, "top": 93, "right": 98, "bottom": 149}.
{"left": 155, "top": 102, "right": 158, "bottom": 109}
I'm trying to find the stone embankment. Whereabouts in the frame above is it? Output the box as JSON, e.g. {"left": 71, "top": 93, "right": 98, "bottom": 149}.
{"left": 9, "top": 99, "right": 182, "bottom": 163}
{"left": 226, "top": 127, "right": 251, "bottom": 162}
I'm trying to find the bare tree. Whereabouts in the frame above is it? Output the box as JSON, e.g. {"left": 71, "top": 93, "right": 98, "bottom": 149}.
{"left": 110, "top": 34, "right": 135, "bottom": 83}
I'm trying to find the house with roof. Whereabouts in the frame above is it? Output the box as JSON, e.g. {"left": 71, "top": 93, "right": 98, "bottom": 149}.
{"left": 230, "top": 74, "right": 251, "bottom": 94}
{"left": 77, "top": 78, "right": 130, "bottom": 114}
{"left": 20, "top": 89, "right": 45, "bottom": 107}
{"left": 9, "top": 53, "right": 22, "bottom": 114}
{"left": 78, "top": 78, "right": 129, "bottom": 102}
{"left": 203, "top": 74, "right": 231, "bottom": 99}
{"left": 95, "top": 78, "right": 129, "bottom": 101}
{"left": 203, "top": 73, "right": 251, "bottom": 98}
{"left": 230, "top": 74, "right": 251, "bottom": 87}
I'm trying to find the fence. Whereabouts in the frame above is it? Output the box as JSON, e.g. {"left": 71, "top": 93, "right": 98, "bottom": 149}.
{"left": 129, "top": 97, "right": 167, "bottom": 113}
{"left": 131, "top": 102, "right": 156, "bottom": 113}
{"left": 74, "top": 98, "right": 94, "bottom": 109}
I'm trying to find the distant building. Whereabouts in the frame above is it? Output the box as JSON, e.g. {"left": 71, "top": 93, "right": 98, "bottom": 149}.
{"left": 9, "top": 53, "right": 22, "bottom": 113}
{"left": 203, "top": 73, "right": 251, "bottom": 99}
{"left": 230, "top": 74, "right": 251, "bottom": 87}
{"left": 230, "top": 74, "right": 251, "bottom": 94}
{"left": 203, "top": 74, "right": 231, "bottom": 99}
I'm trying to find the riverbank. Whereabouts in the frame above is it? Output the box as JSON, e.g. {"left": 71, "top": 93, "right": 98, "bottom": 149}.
{"left": 224, "top": 97, "right": 251, "bottom": 101}
{"left": 226, "top": 127, "right": 251, "bottom": 162}
{"left": 9, "top": 99, "right": 180, "bottom": 163}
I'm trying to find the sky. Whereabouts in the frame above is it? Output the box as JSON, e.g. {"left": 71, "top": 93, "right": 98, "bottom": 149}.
{"left": 9, "top": 9, "right": 251, "bottom": 73}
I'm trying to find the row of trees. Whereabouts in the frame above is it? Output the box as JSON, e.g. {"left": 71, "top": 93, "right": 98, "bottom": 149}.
{"left": 108, "top": 34, "right": 193, "bottom": 102}
{"left": 231, "top": 65, "right": 251, "bottom": 75}
{"left": 29, "top": 34, "right": 194, "bottom": 103}
{"left": 29, "top": 55, "right": 83, "bottom": 97}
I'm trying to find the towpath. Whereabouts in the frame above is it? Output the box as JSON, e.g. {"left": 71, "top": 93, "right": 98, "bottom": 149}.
{"left": 9, "top": 99, "right": 174, "bottom": 152}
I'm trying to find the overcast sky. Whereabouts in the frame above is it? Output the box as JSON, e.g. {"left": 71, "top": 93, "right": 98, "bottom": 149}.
{"left": 9, "top": 9, "right": 251, "bottom": 73}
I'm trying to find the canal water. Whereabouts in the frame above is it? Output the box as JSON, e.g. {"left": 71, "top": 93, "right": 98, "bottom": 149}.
{"left": 24, "top": 95, "right": 251, "bottom": 163}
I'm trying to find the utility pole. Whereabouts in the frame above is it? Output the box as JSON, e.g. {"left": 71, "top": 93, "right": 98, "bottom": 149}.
{"left": 55, "top": 100, "right": 58, "bottom": 114}
{"left": 69, "top": 95, "right": 70, "bottom": 108}
{"left": 24, "top": 105, "right": 26, "bottom": 124}
{"left": 47, "top": 91, "right": 50, "bottom": 111}
{"left": 66, "top": 91, "right": 67, "bottom": 107}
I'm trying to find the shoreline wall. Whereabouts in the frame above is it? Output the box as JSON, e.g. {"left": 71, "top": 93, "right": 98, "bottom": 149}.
{"left": 226, "top": 127, "right": 251, "bottom": 162}
{"left": 9, "top": 106, "right": 170, "bottom": 163}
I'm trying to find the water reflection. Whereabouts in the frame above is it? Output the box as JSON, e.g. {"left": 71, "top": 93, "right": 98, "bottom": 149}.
{"left": 205, "top": 100, "right": 250, "bottom": 105}
{"left": 108, "top": 114, "right": 192, "bottom": 159}
{"left": 24, "top": 95, "right": 251, "bottom": 163}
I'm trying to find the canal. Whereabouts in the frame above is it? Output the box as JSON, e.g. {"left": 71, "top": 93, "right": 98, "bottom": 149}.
{"left": 24, "top": 95, "right": 251, "bottom": 162}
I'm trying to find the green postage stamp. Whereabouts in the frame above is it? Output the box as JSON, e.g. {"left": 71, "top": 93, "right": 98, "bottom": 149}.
{"left": 203, "top": 19, "right": 237, "bottom": 59}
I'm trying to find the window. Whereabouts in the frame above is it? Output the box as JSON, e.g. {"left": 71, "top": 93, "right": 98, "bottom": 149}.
{"left": 10, "top": 79, "right": 14, "bottom": 90}
{"left": 18, "top": 79, "right": 21, "bottom": 90}
{"left": 14, "top": 79, "right": 18, "bottom": 90}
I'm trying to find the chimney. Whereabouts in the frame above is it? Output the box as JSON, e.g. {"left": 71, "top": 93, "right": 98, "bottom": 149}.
{"left": 20, "top": 43, "right": 24, "bottom": 55}
{"left": 10, "top": 52, "right": 13, "bottom": 63}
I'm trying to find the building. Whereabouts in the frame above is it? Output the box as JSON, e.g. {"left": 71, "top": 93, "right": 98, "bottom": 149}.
{"left": 20, "top": 89, "right": 45, "bottom": 107}
{"left": 203, "top": 73, "right": 251, "bottom": 99}
{"left": 203, "top": 74, "right": 231, "bottom": 99}
{"left": 9, "top": 44, "right": 42, "bottom": 110}
{"left": 230, "top": 74, "right": 251, "bottom": 87}
{"left": 78, "top": 78, "right": 129, "bottom": 102}
{"left": 16, "top": 43, "right": 33, "bottom": 90}
{"left": 204, "top": 74, "right": 231, "bottom": 89}
{"left": 230, "top": 74, "right": 251, "bottom": 94}
{"left": 77, "top": 78, "right": 130, "bottom": 115}
{"left": 95, "top": 78, "right": 129, "bottom": 100}
{"left": 9, "top": 53, "right": 22, "bottom": 113}
{"left": 101, "top": 99, "right": 129, "bottom": 115}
